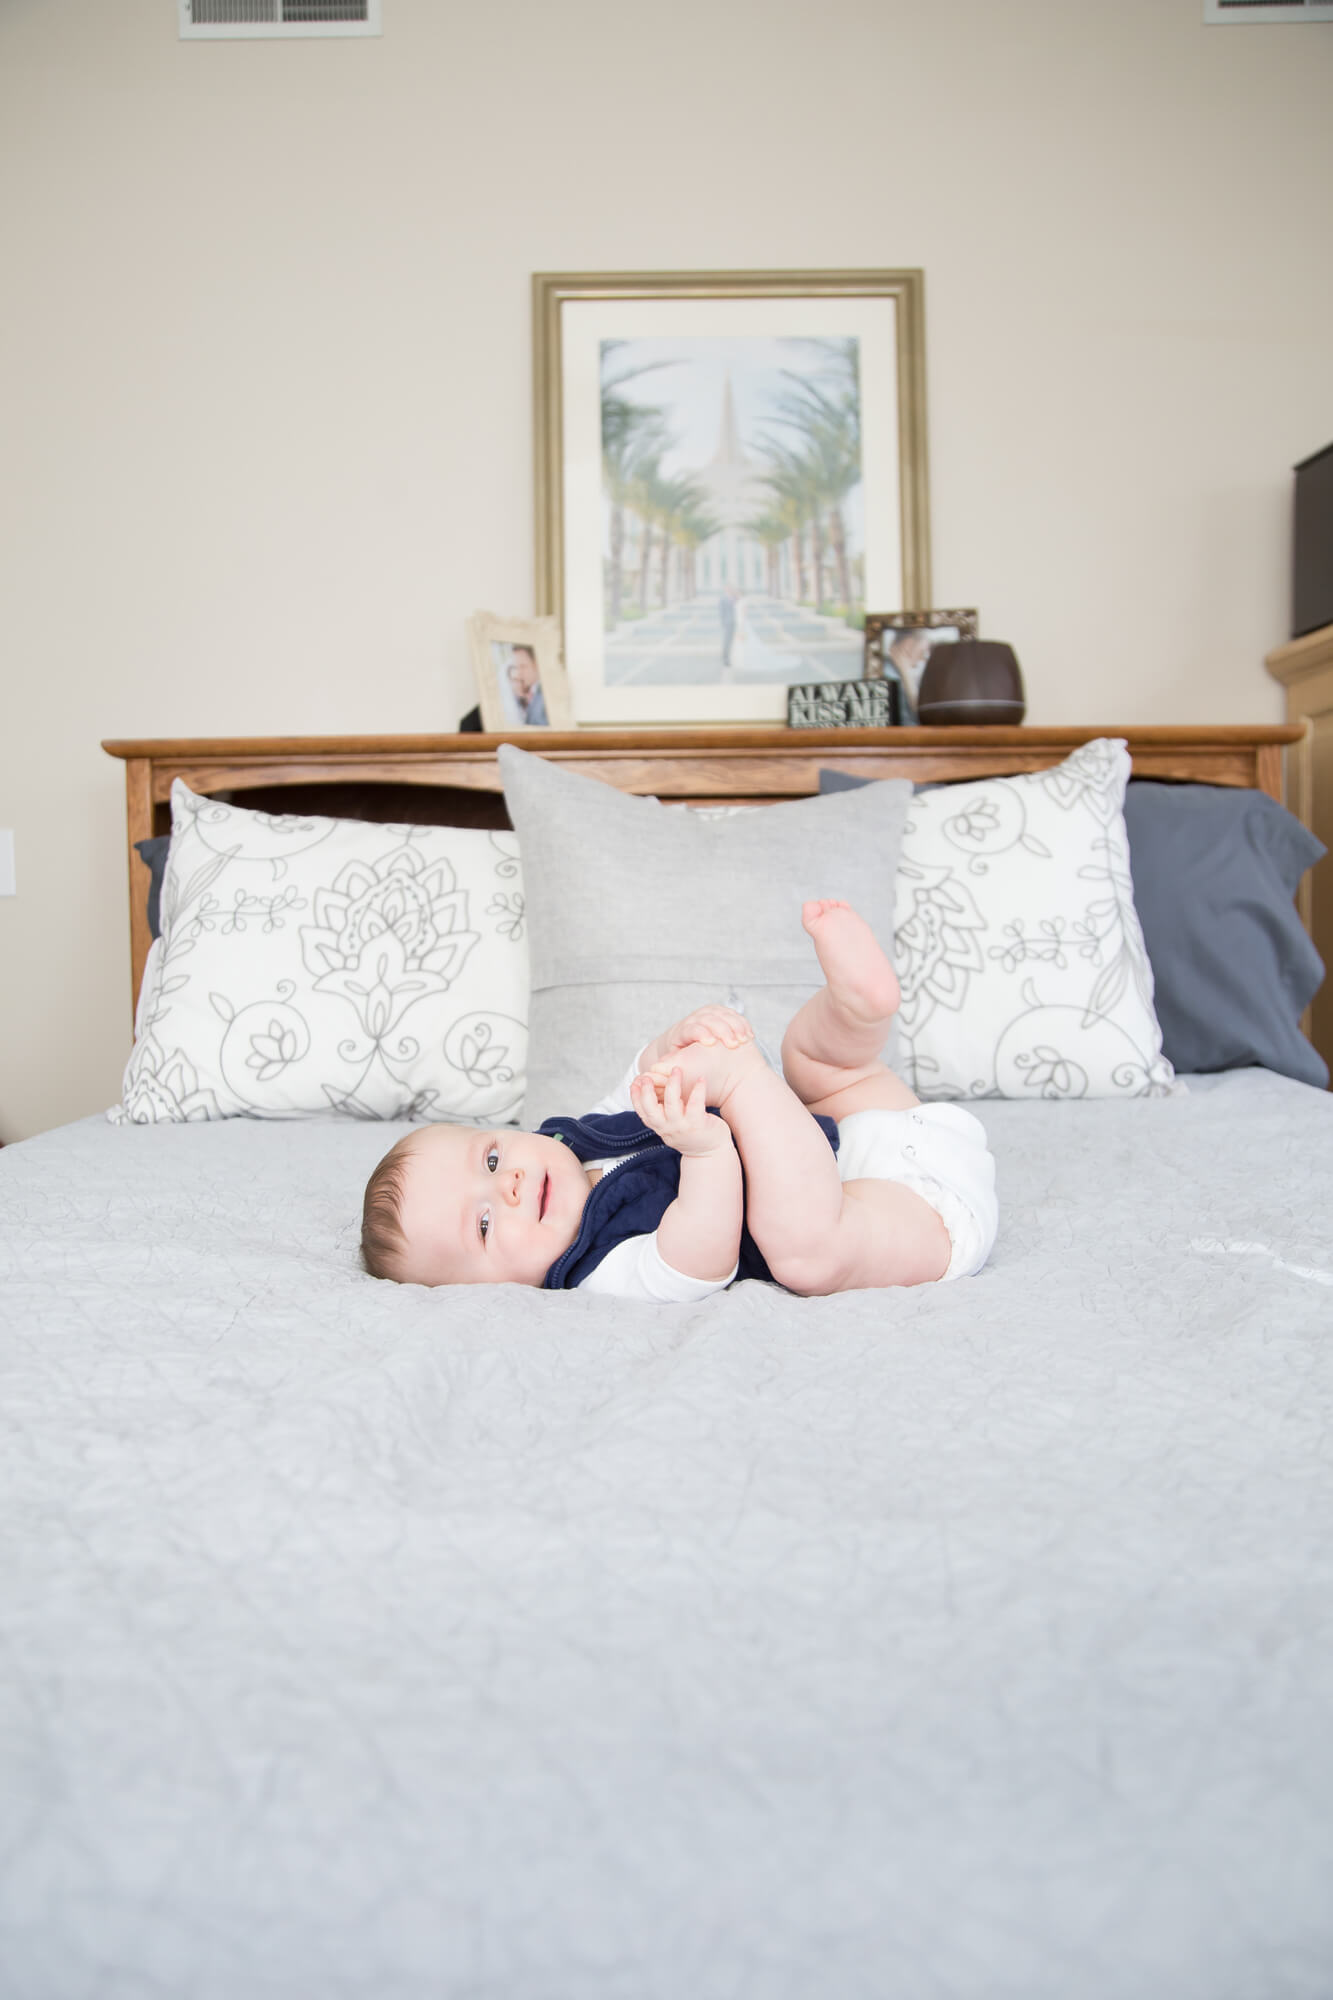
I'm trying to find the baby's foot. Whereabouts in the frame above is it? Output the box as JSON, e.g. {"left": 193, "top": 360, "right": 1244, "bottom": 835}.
{"left": 644, "top": 1034, "right": 765, "bottom": 1110}
{"left": 801, "top": 900, "right": 900, "bottom": 1025}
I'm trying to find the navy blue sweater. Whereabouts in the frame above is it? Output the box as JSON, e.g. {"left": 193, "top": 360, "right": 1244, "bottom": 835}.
{"left": 538, "top": 1106, "right": 838, "bottom": 1291}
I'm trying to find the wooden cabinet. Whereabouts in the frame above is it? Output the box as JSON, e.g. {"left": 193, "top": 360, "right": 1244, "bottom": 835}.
{"left": 1267, "top": 625, "right": 1333, "bottom": 1077}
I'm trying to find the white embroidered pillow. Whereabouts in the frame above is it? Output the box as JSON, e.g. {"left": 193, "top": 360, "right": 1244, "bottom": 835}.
{"left": 112, "top": 782, "right": 528, "bottom": 1124}
{"left": 894, "top": 739, "right": 1175, "bottom": 1100}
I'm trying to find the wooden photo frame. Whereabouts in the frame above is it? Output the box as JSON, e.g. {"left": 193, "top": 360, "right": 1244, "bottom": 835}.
{"left": 533, "top": 269, "right": 931, "bottom": 727}
{"left": 863, "top": 607, "right": 979, "bottom": 725}
{"left": 466, "top": 612, "right": 574, "bottom": 732}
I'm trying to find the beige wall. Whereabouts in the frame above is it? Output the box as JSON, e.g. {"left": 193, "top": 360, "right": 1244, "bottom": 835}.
{"left": 1, "top": 0, "right": 1330, "bottom": 1141}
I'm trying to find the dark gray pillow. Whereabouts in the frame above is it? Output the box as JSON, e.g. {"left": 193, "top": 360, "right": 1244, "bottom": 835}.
{"left": 134, "top": 835, "right": 172, "bottom": 941}
{"left": 1121, "top": 781, "right": 1326, "bottom": 1088}
{"left": 819, "top": 767, "right": 1328, "bottom": 1088}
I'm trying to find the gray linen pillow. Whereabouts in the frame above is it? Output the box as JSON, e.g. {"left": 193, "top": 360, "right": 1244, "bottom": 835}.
{"left": 499, "top": 744, "right": 912, "bottom": 1125}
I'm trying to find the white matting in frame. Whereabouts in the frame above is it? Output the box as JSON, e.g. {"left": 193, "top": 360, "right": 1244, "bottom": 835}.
{"left": 560, "top": 292, "right": 910, "bottom": 727}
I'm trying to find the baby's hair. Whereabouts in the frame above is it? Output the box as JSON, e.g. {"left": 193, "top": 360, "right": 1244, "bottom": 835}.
{"left": 360, "top": 1132, "right": 421, "bottom": 1280}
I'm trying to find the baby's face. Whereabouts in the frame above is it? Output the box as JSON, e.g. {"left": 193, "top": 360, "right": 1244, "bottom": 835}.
{"left": 394, "top": 1124, "right": 593, "bottom": 1286}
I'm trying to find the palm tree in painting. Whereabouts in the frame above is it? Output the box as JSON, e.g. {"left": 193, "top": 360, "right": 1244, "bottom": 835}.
{"left": 800, "top": 403, "right": 860, "bottom": 611}
{"left": 768, "top": 480, "right": 810, "bottom": 605}
{"left": 626, "top": 455, "right": 682, "bottom": 614}
{"left": 759, "top": 337, "right": 863, "bottom": 614}
{"left": 789, "top": 341, "right": 861, "bottom": 606}
{"left": 607, "top": 421, "right": 670, "bottom": 625}
{"left": 604, "top": 411, "right": 669, "bottom": 628}
{"left": 744, "top": 506, "right": 794, "bottom": 599}
{"left": 671, "top": 494, "right": 720, "bottom": 603}
{"left": 654, "top": 474, "right": 715, "bottom": 610}
{"left": 601, "top": 342, "right": 675, "bottom": 629}
{"left": 756, "top": 438, "right": 823, "bottom": 610}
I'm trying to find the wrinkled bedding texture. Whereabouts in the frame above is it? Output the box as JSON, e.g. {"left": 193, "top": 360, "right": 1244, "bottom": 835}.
{"left": 2, "top": 1071, "right": 1332, "bottom": 1999}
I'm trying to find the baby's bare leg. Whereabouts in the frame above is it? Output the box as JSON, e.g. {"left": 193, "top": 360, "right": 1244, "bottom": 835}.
{"left": 645, "top": 1033, "right": 947, "bottom": 1293}
{"left": 779, "top": 902, "right": 948, "bottom": 1283}
{"left": 644, "top": 908, "right": 944, "bottom": 1293}
{"left": 782, "top": 900, "right": 919, "bottom": 1119}
{"left": 647, "top": 1040, "right": 850, "bottom": 1288}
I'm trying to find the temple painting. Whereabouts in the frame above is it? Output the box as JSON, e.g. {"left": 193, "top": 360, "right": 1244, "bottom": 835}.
{"left": 599, "top": 335, "right": 866, "bottom": 688}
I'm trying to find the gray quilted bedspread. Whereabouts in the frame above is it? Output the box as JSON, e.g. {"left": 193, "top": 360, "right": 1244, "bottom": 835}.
{"left": 2, "top": 1071, "right": 1332, "bottom": 1999}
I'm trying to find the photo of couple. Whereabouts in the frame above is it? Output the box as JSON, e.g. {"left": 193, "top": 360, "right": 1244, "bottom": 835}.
{"left": 865, "top": 610, "right": 979, "bottom": 723}
{"left": 466, "top": 612, "right": 574, "bottom": 732}
{"left": 494, "top": 642, "right": 549, "bottom": 728}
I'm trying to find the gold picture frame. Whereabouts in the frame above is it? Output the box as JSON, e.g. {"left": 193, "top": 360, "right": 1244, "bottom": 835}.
{"left": 465, "top": 611, "right": 574, "bottom": 732}
{"left": 533, "top": 269, "right": 931, "bottom": 727}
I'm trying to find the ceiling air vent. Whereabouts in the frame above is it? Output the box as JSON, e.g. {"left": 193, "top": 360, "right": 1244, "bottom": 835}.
{"left": 179, "top": 0, "right": 382, "bottom": 37}
{"left": 1204, "top": 0, "right": 1333, "bottom": 20}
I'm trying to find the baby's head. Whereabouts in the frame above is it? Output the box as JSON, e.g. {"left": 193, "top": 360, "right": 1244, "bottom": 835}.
{"left": 361, "top": 1122, "right": 592, "bottom": 1287}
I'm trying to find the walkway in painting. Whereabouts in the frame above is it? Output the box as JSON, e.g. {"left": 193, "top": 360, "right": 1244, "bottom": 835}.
{"left": 603, "top": 593, "right": 864, "bottom": 687}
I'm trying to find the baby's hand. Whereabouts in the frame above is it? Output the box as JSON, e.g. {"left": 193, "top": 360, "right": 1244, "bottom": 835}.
{"left": 660, "top": 1004, "right": 754, "bottom": 1057}
{"left": 631, "top": 1068, "right": 735, "bottom": 1160}
{"left": 643, "top": 1032, "right": 764, "bottom": 1109}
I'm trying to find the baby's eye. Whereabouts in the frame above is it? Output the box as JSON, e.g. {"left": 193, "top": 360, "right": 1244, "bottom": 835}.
{"left": 479, "top": 1208, "right": 491, "bottom": 1244}
{"left": 485, "top": 1146, "right": 500, "bottom": 1173}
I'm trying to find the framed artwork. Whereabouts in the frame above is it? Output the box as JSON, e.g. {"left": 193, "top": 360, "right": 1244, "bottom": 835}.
{"left": 533, "top": 269, "right": 930, "bottom": 727}
{"left": 466, "top": 612, "right": 574, "bottom": 732}
{"left": 863, "top": 607, "right": 979, "bottom": 725}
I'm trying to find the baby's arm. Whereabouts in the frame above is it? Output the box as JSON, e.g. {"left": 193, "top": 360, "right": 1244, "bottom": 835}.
{"left": 629, "top": 1066, "right": 743, "bottom": 1282}
{"left": 646, "top": 1036, "right": 850, "bottom": 1291}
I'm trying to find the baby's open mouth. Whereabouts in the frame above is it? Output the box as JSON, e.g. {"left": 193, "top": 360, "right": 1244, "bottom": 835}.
{"left": 539, "top": 1173, "right": 549, "bottom": 1220}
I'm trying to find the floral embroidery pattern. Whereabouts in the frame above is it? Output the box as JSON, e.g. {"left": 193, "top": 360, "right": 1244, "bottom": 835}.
{"left": 444, "top": 1012, "right": 528, "bottom": 1094}
{"left": 243, "top": 1015, "right": 301, "bottom": 1082}
{"left": 115, "top": 1034, "right": 222, "bottom": 1124}
{"left": 112, "top": 783, "right": 528, "bottom": 1126}
{"left": 489, "top": 831, "right": 521, "bottom": 880}
{"left": 893, "top": 741, "right": 1174, "bottom": 1101}
{"left": 895, "top": 860, "right": 987, "bottom": 1032}
{"left": 302, "top": 852, "right": 480, "bottom": 1039}
{"left": 487, "top": 892, "right": 525, "bottom": 942}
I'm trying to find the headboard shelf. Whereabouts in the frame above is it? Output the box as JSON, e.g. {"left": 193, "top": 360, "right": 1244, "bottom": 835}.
{"left": 104, "top": 723, "right": 1299, "bottom": 803}
{"left": 103, "top": 724, "right": 1303, "bottom": 1015}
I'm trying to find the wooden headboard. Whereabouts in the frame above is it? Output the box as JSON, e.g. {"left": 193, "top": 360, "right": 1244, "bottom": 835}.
{"left": 102, "top": 724, "right": 1303, "bottom": 1018}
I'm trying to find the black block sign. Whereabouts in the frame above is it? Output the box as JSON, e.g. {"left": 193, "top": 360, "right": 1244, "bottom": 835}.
{"left": 786, "top": 679, "right": 899, "bottom": 729}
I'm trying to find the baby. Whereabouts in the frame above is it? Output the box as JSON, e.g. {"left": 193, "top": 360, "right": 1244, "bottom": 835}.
{"left": 360, "top": 901, "right": 998, "bottom": 1298}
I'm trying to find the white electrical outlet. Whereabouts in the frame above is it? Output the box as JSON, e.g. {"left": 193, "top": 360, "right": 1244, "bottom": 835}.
{"left": 0, "top": 830, "right": 15, "bottom": 897}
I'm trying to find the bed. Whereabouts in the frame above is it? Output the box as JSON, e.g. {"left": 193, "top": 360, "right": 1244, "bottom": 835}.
{"left": 3, "top": 724, "right": 1330, "bottom": 1999}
